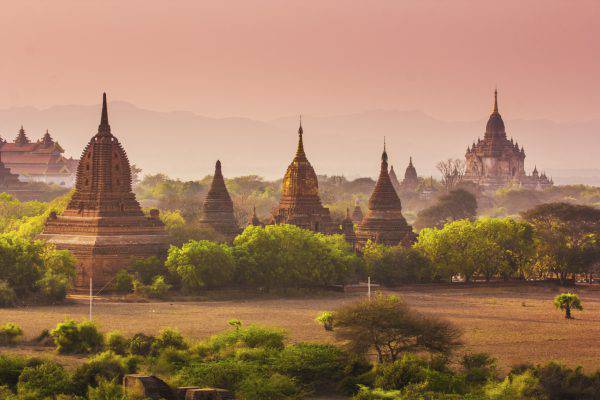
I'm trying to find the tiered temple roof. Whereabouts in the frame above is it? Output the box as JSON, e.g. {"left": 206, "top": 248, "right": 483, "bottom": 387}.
{"left": 198, "top": 160, "right": 240, "bottom": 241}
{"left": 356, "top": 143, "right": 414, "bottom": 249}
{"left": 271, "top": 119, "right": 333, "bottom": 233}
{"left": 39, "top": 93, "right": 168, "bottom": 289}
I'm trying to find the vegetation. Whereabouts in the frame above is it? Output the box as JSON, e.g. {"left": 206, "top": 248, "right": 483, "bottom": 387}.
{"left": 553, "top": 293, "right": 583, "bottom": 319}
{"left": 414, "top": 189, "right": 478, "bottom": 230}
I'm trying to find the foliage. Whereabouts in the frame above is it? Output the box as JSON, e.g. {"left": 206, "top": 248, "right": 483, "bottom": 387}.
{"left": 461, "top": 353, "right": 497, "bottom": 385}
{"left": 315, "top": 311, "right": 334, "bottom": 331}
{"left": 50, "top": 320, "right": 104, "bottom": 354}
{"left": 36, "top": 271, "right": 70, "bottom": 303}
{"left": 233, "top": 224, "right": 360, "bottom": 289}
{"left": 484, "top": 371, "right": 543, "bottom": 400}
{"left": 133, "top": 275, "right": 171, "bottom": 299}
{"left": 0, "top": 280, "right": 16, "bottom": 307}
{"left": 128, "top": 333, "right": 156, "bottom": 356}
{"left": 113, "top": 270, "right": 134, "bottom": 294}
{"left": 17, "top": 361, "right": 71, "bottom": 399}
{"left": 332, "top": 294, "right": 462, "bottom": 363}
{"left": 166, "top": 240, "right": 235, "bottom": 292}
{"left": 523, "top": 202, "right": 600, "bottom": 283}
{"left": 553, "top": 293, "right": 583, "bottom": 319}
{"left": 237, "top": 373, "right": 303, "bottom": 400}
{"left": 414, "top": 189, "right": 477, "bottom": 230}
{"left": 0, "top": 233, "right": 44, "bottom": 295}
{"left": 106, "top": 331, "right": 129, "bottom": 356}
{"left": 156, "top": 327, "right": 188, "bottom": 350}
{"left": 71, "top": 352, "right": 131, "bottom": 395}
{"left": 0, "top": 323, "right": 23, "bottom": 346}
{"left": 363, "top": 243, "right": 432, "bottom": 285}
{"left": 0, "top": 354, "right": 29, "bottom": 390}
{"left": 42, "top": 248, "right": 77, "bottom": 279}
{"left": 128, "top": 256, "right": 167, "bottom": 286}
{"left": 87, "top": 378, "right": 128, "bottom": 400}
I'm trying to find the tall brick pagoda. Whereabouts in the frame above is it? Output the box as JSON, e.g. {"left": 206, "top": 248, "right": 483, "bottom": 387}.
{"left": 38, "top": 93, "right": 168, "bottom": 289}
{"left": 271, "top": 119, "right": 333, "bottom": 233}
{"left": 198, "top": 160, "right": 240, "bottom": 241}
{"left": 402, "top": 157, "right": 419, "bottom": 190}
{"left": 356, "top": 143, "right": 414, "bottom": 249}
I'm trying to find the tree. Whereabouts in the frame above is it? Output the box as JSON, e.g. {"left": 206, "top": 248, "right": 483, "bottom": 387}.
{"left": 0, "top": 233, "right": 44, "bottom": 295}
{"left": 332, "top": 294, "right": 461, "bottom": 363}
{"left": 414, "top": 189, "right": 477, "bottom": 230}
{"left": 362, "top": 242, "right": 433, "bottom": 285}
{"left": 523, "top": 203, "right": 600, "bottom": 283}
{"left": 166, "top": 240, "right": 235, "bottom": 292}
{"left": 436, "top": 159, "right": 465, "bottom": 191}
{"left": 553, "top": 293, "right": 583, "bottom": 319}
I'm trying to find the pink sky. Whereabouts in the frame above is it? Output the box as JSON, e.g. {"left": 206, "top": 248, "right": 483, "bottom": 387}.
{"left": 1, "top": 0, "right": 599, "bottom": 121}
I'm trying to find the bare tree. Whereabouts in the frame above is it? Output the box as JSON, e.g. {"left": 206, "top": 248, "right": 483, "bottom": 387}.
{"left": 436, "top": 158, "right": 465, "bottom": 191}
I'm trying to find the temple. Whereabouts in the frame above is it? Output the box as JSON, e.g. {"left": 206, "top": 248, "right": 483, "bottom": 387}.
{"left": 0, "top": 152, "right": 22, "bottom": 189}
{"left": 271, "top": 119, "right": 333, "bottom": 233}
{"left": 38, "top": 94, "right": 169, "bottom": 289}
{"left": 0, "top": 127, "right": 78, "bottom": 186}
{"left": 351, "top": 200, "right": 364, "bottom": 224}
{"left": 248, "top": 206, "right": 262, "bottom": 227}
{"left": 339, "top": 207, "right": 357, "bottom": 247}
{"left": 402, "top": 157, "right": 419, "bottom": 191}
{"left": 356, "top": 143, "right": 415, "bottom": 249}
{"left": 464, "top": 90, "right": 553, "bottom": 190}
{"left": 198, "top": 160, "right": 240, "bottom": 241}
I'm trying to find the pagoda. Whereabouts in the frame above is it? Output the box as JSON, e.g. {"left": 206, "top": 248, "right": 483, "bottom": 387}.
{"left": 271, "top": 119, "right": 333, "bottom": 233}
{"left": 463, "top": 90, "right": 552, "bottom": 190}
{"left": 0, "top": 152, "right": 22, "bottom": 189}
{"left": 248, "top": 206, "right": 262, "bottom": 227}
{"left": 351, "top": 200, "right": 364, "bottom": 224}
{"left": 38, "top": 94, "right": 169, "bottom": 289}
{"left": 340, "top": 207, "right": 356, "bottom": 247}
{"left": 402, "top": 157, "right": 419, "bottom": 190}
{"left": 198, "top": 160, "right": 240, "bottom": 241}
{"left": 356, "top": 143, "right": 414, "bottom": 249}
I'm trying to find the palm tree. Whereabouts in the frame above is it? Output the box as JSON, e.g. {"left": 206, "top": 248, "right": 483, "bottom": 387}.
{"left": 553, "top": 293, "right": 583, "bottom": 319}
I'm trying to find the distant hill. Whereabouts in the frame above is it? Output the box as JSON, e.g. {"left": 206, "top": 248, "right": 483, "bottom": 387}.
{"left": 1, "top": 102, "right": 598, "bottom": 184}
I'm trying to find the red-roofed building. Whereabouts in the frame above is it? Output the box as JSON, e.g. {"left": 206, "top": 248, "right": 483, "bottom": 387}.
{"left": 0, "top": 127, "right": 78, "bottom": 186}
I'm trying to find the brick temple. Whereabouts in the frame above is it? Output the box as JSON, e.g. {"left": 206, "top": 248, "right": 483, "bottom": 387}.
{"left": 38, "top": 94, "right": 168, "bottom": 289}
{"left": 198, "top": 160, "right": 240, "bottom": 241}
{"left": 463, "top": 90, "right": 553, "bottom": 190}
{"left": 271, "top": 119, "right": 333, "bottom": 233}
{"left": 356, "top": 143, "right": 415, "bottom": 249}
{"left": 402, "top": 157, "right": 419, "bottom": 190}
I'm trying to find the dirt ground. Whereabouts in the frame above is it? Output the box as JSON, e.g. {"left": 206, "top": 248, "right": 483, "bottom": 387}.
{"left": 1, "top": 283, "right": 599, "bottom": 371}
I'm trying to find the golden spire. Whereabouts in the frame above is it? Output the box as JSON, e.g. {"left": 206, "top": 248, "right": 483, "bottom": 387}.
{"left": 295, "top": 115, "right": 306, "bottom": 159}
{"left": 493, "top": 88, "right": 499, "bottom": 113}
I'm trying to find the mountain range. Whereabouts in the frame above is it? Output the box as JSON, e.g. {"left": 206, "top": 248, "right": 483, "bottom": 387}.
{"left": 0, "top": 102, "right": 598, "bottom": 185}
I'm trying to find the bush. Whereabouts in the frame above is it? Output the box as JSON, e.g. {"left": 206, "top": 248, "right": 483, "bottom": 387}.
{"left": 274, "top": 343, "right": 349, "bottom": 392}
{"left": 17, "top": 361, "right": 71, "bottom": 399}
{"left": 71, "top": 352, "right": 129, "bottom": 395}
{"left": 36, "top": 271, "right": 69, "bottom": 303}
{"left": 152, "top": 348, "right": 190, "bottom": 375}
{"left": 50, "top": 320, "right": 104, "bottom": 354}
{"left": 87, "top": 378, "right": 128, "bottom": 400}
{"left": 206, "top": 324, "right": 286, "bottom": 355}
{"left": 113, "top": 270, "right": 133, "bottom": 294}
{"left": 129, "top": 333, "right": 156, "bottom": 356}
{"left": 0, "top": 354, "right": 28, "bottom": 389}
{"left": 237, "top": 373, "right": 303, "bottom": 400}
{"left": 484, "top": 371, "right": 543, "bottom": 400}
{"left": 106, "top": 331, "right": 129, "bottom": 355}
{"left": 133, "top": 275, "right": 171, "bottom": 299}
{"left": 176, "top": 359, "right": 261, "bottom": 392}
{"left": 0, "top": 280, "right": 16, "bottom": 307}
{"left": 130, "top": 256, "right": 168, "bottom": 285}
{"left": 156, "top": 327, "right": 187, "bottom": 350}
{"left": 373, "top": 354, "right": 429, "bottom": 391}
{"left": 0, "top": 323, "right": 23, "bottom": 346}
{"left": 353, "top": 385, "right": 403, "bottom": 399}
{"left": 461, "top": 353, "right": 497, "bottom": 385}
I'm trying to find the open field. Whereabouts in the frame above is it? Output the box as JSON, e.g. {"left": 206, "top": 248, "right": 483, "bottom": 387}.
{"left": 2, "top": 284, "right": 600, "bottom": 371}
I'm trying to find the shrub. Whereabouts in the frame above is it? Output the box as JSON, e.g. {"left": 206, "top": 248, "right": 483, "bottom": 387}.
{"left": 0, "top": 354, "right": 28, "bottom": 389}
{"left": 152, "top": 348, "right": 190, "bottom": 375}
{"left": 0, "top": 280, "right": 16, "bottom": 307}
{"left": 87, "top": 378, "right": 128, "bottom": 400}
{"left": 274, "top": 343, "right": 349, "bottom": 392}
{"left": 156, "top": 327, "right": 187, "bottom": 350}
{"left": 36, "top": 271, "right": 69, "bottom": 303}
{"left": 206, "top": 324, "right": 286, "bottom": 355}
{"left": 50, "top": 320, "right": 104, "bottom": 354}
{"left": 353, "top": 385, "right": 403, "bottom": 399}
{"left": 461, "top": 353, "right": 497, "bottom": 385}
{"left": 0, "top": 323, "right": 23, "bottom": 346}
{"left": 373, "top": 354, "right": 429, "bottom": 391}
{"left": 315, "top": 311, "right": 334, "bottom": 331}
{"left": 130, "top": 256, "right": 168, "bottom": 285}
{"left": 71, "top": 352, "right": 128, "bottom": 395}
{"left": 129, "top": 333, "right": 156, "bottom": 356}
{"left": 113, "top": 270, "right": 133, "bottom": 294}
{"left": 484, "top": 370, "right": 543, "bottom": 400}
{"left": 17, "top": 361, "right": 71, "bottom": 399}
{"left": 237, "top": 373, "right": 303, "bottom": 400}
{"left": 106, "top": 331, "right": 129, "bottom": 355}
{"left": 176, "top": 359, "right": 261, "bottom": 392}
{"left": 133, "top": 275, "right": 171, "bottom": 299}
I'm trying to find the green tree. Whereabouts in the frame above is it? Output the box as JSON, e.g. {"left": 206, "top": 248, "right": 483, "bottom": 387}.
{"left": 553, "top": 293, "right": 583, "bottom": 319}
{"left": 414, "top": 189, "right": 477, "bottom": 230}
{"left": 363, "top": 242, "right": 432, "bottom": 285}
{"left": 523, "top": 203, "right": 600, "bottom": 283}
{"left": 166, "top": 240, "right": 235, "bottom": 292}
{"left": 0, "top": 233, "right": 44, "bottom": 295}
{"left": 332, "top": 294, "right": 461, "bottom": 363}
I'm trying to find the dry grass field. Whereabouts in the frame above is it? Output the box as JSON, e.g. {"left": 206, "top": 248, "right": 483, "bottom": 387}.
{"left": 2, "top": 284, "right": 600, "bottom": 371}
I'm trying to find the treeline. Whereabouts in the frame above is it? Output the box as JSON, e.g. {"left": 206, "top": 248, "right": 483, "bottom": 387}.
{"left": 2, "top": 295, "right": 600, "bottom": 400}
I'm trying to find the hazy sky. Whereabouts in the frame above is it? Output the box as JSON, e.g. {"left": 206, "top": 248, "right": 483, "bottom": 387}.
{"left": 1, "top": 1, "right": 599, "bottom": 122}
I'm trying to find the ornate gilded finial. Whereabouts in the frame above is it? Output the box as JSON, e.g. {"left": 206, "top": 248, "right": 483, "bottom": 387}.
{"left": 98, "top": 92, "right": 111, "bottom": 135}
{"left": 295, "top": 115, "right": 306, "bottom": 158}
{"left": 493, "top": 87, "right": 499, "bottom": 113}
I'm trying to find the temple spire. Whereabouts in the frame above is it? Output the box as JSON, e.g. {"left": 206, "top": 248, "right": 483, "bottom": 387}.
{"left": 381, "top": 138, "right": 388, "bottom": 167}
{"left": 493, "top": 88, "right": 499, "bottom": 113}
{"left": 98, "top": 92, "right": 111, "bottom": 135}
{"left": 295, "top": 115, "right": 306, "bottom": 159}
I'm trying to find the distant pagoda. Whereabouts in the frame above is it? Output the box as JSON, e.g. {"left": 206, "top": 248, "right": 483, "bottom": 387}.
{"left": 248, "top": 205, "right": 262, "bottom": 227}
{"left": 351, "top": 200, "right": 364, "bottom": 224}
{"left": 38, "top": 93, "right": 169, "bottom": 289}
{"left": 402, "top": 157, "right": 419, "bottom": 190}
{"left": 340, "top": 207, "right": 356, "bottom": 247}
{"left": 356, "top": 143, "right": 414, "bottom": 249}
{"left": 388, "top": 165, "right": 401, "bottom": 192}
{"left": 271, "top": 119, "right": 333, "bottom": 233}
{"left": 198, "top": 160, "right": 240, "bottom": 241}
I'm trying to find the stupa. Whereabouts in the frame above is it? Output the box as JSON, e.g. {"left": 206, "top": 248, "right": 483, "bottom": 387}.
{"left": 356, "top": 143, "right": 414, "bottom": 249}
{"left": 198, "top": 160, "right": 240, "bottom": 241}
{"left": 38, "top": 94, "right": 169, "bottom": 289}
{"left": 271, "top": 119, "right": 333, "bottom": 233}
{"left": 340, "top": 207, "right": 356, "bottom": 247}
{"left": 402, "top": 157, "right": 419, "bottom": 190}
